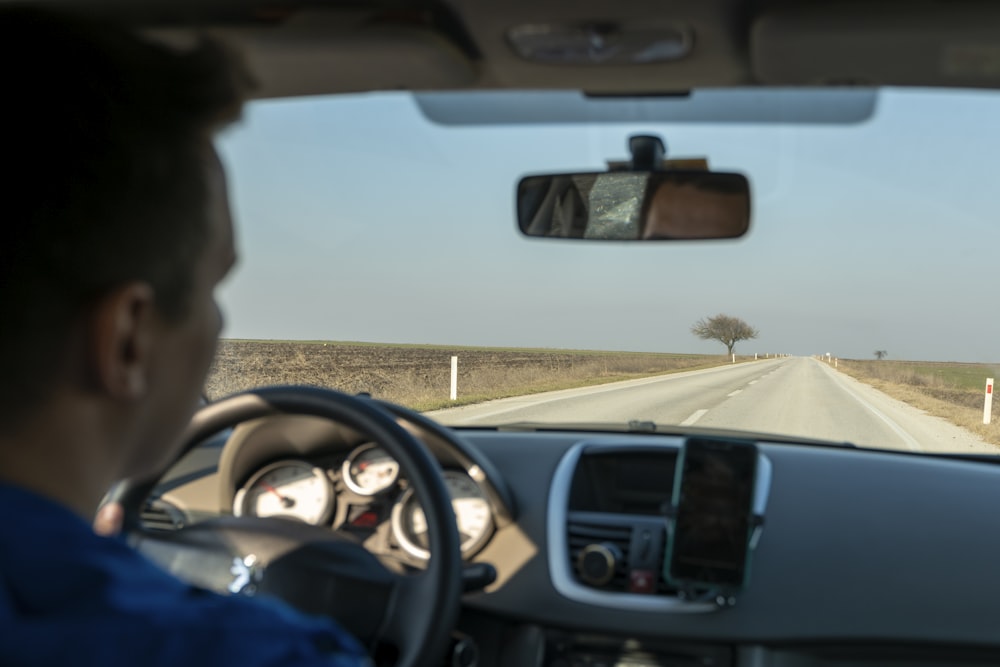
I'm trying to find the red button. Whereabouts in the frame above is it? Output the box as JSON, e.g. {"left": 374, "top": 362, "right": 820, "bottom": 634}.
{"left": 628, "top": 569, "right": 656, "bottom": 594}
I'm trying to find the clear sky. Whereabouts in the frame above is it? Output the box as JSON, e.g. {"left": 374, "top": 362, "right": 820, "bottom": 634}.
{"left": 215, "top": 88, "right": 1000, "bottom": 363}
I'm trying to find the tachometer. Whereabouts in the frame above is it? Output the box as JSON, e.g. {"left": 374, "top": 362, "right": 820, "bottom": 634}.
{"left": 342, "top": 443, "right": 400, "bottom": 496}
{"left": 390, "top": 469, "right": 494, "bottom": 560}
{"left": 233, "top": 460, "right": 335, "bottom": 525}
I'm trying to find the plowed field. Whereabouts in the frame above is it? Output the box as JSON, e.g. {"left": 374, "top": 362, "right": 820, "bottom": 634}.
{"left": 206, "top": 340, "right": 736, "bottom": 411}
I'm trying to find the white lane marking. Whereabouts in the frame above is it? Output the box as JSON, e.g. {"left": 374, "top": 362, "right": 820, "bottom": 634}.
{"left": 680, "top": 409, "right": 709, "bottom": 426}
{"left": 727, "top": 390, "right": 742, "bottom": 397}
{"left": 820, "top": 362, "right": 923, "bottom": 452}
{"left": 431, "top": 358, "right": 786, "bottom": 423}
{"left": 749, "top": 380, "right": 758, "bottom": 385}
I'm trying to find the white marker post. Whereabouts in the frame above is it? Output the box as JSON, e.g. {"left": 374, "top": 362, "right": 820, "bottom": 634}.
{"left": 984, "top": 378, "right": 994, "bottom": 425}
{"left": 450, "top": 356, "right": 458, "bottom": 401}
{"left": 732, "top": 353, "right": 736, "bottom": 364}
{"left": 755, "top": 353, "right": 758, "bottom": 360}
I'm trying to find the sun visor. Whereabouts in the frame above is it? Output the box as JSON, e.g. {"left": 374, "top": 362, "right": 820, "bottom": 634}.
{"left": 753, "top": 3, "right": 1000, "bottom": 87}
{"left": 152, "top": 12, "right": 477, "bottom": 98}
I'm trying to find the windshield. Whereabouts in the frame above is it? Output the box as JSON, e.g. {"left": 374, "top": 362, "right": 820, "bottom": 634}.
{"left": 209, "top": 87, "right": 1000, "bottom": 454}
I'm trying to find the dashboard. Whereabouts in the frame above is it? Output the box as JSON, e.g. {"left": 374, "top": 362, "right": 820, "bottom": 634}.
{"left": 147, "top": 416, "right": 1000, "bottom": 667}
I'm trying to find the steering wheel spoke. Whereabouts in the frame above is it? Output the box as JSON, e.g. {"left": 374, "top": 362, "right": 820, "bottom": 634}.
{"left": 132, "top": 522, "right": 249, "bottom": 595}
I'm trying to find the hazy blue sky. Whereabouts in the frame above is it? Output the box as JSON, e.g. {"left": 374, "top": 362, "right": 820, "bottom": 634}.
{"left": 215, "top": 89, "right": 1000, "bottom": 362}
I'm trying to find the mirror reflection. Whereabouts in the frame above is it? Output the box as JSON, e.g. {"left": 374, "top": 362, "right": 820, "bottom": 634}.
{"left": 517, "top": 171, "right": 750, "bottom": 241}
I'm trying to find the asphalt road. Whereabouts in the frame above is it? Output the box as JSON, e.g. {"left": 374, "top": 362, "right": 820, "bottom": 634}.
{"left": 429, "top": 357, "right": 998, "bottom": 454}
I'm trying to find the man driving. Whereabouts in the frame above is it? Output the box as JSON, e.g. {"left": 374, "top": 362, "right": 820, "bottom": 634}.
{"left": 0, "top": 9, "right": 369, "bottom": 666}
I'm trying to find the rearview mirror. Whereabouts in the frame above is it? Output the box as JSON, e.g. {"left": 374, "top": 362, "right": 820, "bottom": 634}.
{"left": 517, "top": 170, "right": 750, "bottom": 240}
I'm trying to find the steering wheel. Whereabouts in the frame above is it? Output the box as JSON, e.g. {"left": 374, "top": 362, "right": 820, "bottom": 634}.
{"left": 110, "top": 386, "right": 463, "bottom": 667}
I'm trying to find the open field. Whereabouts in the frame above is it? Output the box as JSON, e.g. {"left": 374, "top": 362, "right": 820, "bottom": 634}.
{"left": 205, "top": 340, "right": 741, "bottom": 411}
{"left": 836, "top": 359, "right": 1000, "bottom": 446}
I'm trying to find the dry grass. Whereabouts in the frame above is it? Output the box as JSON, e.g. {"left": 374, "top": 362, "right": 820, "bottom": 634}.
{"left": 206, "top": 340, "right": 738, "bottom": 411}
{"left": 836, "top": 359, "right": 1000, "bottom": 446}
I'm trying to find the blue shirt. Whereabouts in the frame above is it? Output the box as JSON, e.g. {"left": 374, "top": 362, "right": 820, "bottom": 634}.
{"left": 0, "top": 483, "right": 371, "bottom": 666}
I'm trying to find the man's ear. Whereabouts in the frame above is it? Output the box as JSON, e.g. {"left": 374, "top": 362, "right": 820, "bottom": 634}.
{"left": 88, "top": 282, "right": 157, "bottom": 400}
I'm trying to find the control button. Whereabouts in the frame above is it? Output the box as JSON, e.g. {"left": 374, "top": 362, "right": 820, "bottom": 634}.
{"left": 628, "top": 568, "right": 656, "bottom": 594}
{"left": 577, "top": 542, "right": 621, "bottom": 586}
{"left": 451, "top": 636, "right": 478, "bottom": 667}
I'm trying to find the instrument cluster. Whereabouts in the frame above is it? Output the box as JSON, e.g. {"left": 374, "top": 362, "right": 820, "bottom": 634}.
{"left": 233, "top": 442, "right": 494, "bottom": 562}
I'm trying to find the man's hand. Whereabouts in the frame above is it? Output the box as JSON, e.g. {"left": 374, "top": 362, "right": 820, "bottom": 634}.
{"left": 93, "top": 502, "right": 124, "bottom": 536}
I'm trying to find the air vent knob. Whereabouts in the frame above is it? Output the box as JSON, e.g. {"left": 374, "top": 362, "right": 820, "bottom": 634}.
{"left": 577, "top": 542, "right": 622, "bottom": 586}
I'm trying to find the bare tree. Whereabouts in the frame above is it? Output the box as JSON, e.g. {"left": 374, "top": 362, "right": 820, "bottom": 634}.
{"left": 691, "top": 314, "right": 759, "bottom": 356}
{"left": 874, "top": 350, "right": 887, "bottom": 360}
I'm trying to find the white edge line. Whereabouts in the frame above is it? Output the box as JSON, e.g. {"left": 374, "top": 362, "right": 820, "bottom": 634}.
{"left": 727, "top": 390, "right": 742, "bottom": 397}
{"left": 819, "top": 361, "right": 923, "bottom": 452}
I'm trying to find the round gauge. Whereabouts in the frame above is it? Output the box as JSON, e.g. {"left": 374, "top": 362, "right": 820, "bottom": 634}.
{"left": 390, "top": 470, "right": 494, "bottom": 560}
{"left": 233, "top": 460, "right": 335, "bottom": 525}
{"left": 342, "top": 443, "right": 400, "bottom": 496}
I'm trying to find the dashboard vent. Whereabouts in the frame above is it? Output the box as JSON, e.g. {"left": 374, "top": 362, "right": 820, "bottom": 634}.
{"left": 140, "top": 498, "right": 185, "bottom": 532}
{"left": 568, "top": 511, "right": 676, "bottom": 596}
{"left": 567, "top": 515, "right": 632, "bottom": 590}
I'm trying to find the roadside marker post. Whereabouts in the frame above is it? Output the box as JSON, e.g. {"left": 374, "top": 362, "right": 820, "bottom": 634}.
{"left": 732, "top": 353, "right": 735, "bottom": 364}
{"left": 450, "top": 356, "right": 458, "bottom": 401}
{"left": 984, "top": 378, "right": 994, "bottom": 425}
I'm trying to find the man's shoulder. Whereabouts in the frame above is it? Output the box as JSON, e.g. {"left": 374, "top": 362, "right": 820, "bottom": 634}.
{"left": 2, "top": 535, "right": 370, "bottom": 666}
{"left": 0, "top": 484, "right": 369, "bottom": 666}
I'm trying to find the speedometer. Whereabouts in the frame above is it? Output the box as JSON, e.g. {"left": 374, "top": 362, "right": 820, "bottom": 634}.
{"left": 233, "top": 460, "right": 335, "bottom": 525}
{"left": 390, "top": 469, "right": 494, "bottom": 560}
{"left": 342, "top": 443, "right": 399, "bottom": 496}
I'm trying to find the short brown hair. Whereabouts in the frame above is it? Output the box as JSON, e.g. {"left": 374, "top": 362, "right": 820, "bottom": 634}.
{"left": 0, "top": 8, "right": 253, "bottom": 420}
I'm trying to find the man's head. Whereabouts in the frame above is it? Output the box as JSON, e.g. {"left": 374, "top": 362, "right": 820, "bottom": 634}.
{"left": 639, "top": 172, "right": 750, "bottom": 240}
{"left": 0, "top": 9, "right": 252, "bottom": 484}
